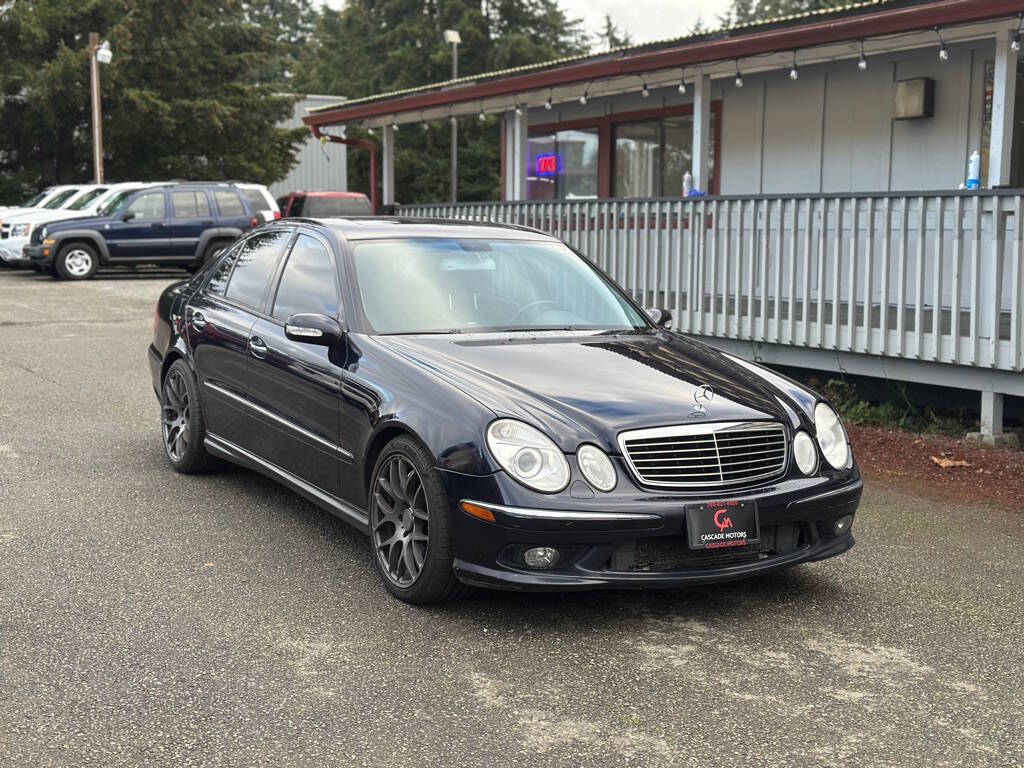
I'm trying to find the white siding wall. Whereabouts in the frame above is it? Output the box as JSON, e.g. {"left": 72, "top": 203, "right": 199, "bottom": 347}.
{"left": 269, "top": 95, "right": 348, "bottom": 198}
{"left": 721, "top": 39, "right": 992, "bottom": 194}
{"left": 528, "top": 39, "right": 996, "bottom": 196}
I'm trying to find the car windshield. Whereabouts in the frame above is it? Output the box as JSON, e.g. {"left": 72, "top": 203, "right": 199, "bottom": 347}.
{"left": 42, "top": 189, "right": 79, "bottom": 209}
{"left": 67, "top": 187, "right": 108, "bottom": 210}
{"left": 98, "top": 190, "right": 136, "bottom": 216}
{"left": 23, "top": 191, "right": 48, "bottom": 207}
{"left": 307, "top": 196, "right": 371, "bottom": 216}
{"left": 352, "top": 238, "right": 649, "bottom": 334}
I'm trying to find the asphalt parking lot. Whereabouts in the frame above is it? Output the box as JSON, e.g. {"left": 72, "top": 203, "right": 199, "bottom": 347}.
{"left": 0, "top": 266, "right": 1022, "bottom": 768}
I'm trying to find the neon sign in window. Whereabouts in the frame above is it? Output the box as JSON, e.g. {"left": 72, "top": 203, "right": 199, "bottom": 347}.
{"left": 535, "top": 153, "right": 562, "bottom": 177}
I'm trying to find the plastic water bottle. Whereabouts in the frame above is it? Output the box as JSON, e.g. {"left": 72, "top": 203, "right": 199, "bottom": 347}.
{"left": 683, "top": 171, "right": 693, "bottom": 196}
{"left": 966, "top": 151, "right": 981, "bottom": 190}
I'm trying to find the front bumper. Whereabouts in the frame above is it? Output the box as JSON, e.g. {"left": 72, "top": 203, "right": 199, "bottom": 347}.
{"left": 441, "top": 467, "right": 861, "bottom": 591}
{"left": 0, "top": 237, "right": 31, "bottom": 267}
{"left": 23, "top": 243, "right": 52, "bottom": 267}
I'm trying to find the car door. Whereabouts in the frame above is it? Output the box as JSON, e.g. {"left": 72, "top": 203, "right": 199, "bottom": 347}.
{"left": 246, "top": 231, "right": 347, "bottom": 496}
{"left": 185, "top": 229, "right": 292, "bottom": 448}
{"left": 106, "top": 189, "right": 171, "bottom": 260}
{"left": 168, "top": 189, "right": 213, "bottom": 259}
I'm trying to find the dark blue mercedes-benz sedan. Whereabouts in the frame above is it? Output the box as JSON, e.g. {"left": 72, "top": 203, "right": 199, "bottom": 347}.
{"left": 148, "top": 217, "right": 861, "bottom": 603}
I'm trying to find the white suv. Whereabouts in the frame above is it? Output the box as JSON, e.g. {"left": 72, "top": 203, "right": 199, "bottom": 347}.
{"left": 236, "top": 183, "right": 280, "bottom": 224}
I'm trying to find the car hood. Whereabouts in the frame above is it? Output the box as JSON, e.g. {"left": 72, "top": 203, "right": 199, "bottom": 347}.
{"left": 376, "top": 330, "right": 797, "bottom": 453}
{"left": 5, "top": 208, "right": 90, "bottom": 225}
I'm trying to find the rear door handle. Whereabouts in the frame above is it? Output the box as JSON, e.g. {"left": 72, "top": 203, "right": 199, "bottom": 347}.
{"left": 190, "top": 311, "right": 206, "bottom": 331}
{"left": 249, "top": 336, "right": 268, "bottom": 359}
{"left": 151, "top": 221, "right": 167, "bottom": 228}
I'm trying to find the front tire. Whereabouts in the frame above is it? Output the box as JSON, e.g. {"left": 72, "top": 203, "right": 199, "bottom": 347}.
{"left": 368, "top": 436, "right": 470, "bottom": 604}
{"left": 54, "top": 243, "right": 99, "bottom": 280}
{"left": 161, "top": 359, "right": 218, "bottom": 474}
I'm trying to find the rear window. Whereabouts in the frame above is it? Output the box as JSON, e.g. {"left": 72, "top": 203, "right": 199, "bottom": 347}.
{"left": 243, "top": 189, "right": 270, "bottom": 211}
{"left": 214, "top": 190, "right": 245, "bottom": 217}
{"left": 305, "top": 196, "right": 372, "bottom": 217}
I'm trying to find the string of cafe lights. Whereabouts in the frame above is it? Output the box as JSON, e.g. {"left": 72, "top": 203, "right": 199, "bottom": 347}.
{"left": 370, "top": 19, "right": 1005, "bottom": 132}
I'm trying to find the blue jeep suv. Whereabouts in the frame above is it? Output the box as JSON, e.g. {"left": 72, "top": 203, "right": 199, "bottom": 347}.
{"left": 24, "top": 183, "right": 257, "bottom": 280}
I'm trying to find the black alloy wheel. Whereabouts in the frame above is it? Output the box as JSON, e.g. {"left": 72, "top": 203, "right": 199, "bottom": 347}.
{"left": 160, "top": 359, "right": 217, "bottom": 474}
{"left": 368, "top": 437, "right": 470, "bottom": 604}
{"left": 162, "top": 368, "right": 191, "bottom": 463}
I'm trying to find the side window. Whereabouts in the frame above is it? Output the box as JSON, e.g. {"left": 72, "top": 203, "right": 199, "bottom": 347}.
{"left": 214, "top": 190, "right": 245, "bottom": 217}
{"left": 205, "top": 241, "right": 243, "bottom": 296}
{"left": 272, "top": 234, "right": 340, "bottom": 322}
{"left": 224, "top": 230, "right": 291, "bottom": 310}
{"left": 126, "top": 192, "right": 166, "bottom": 220}
{"left": 172, "top": 191, "right": 211, "bottom": 219}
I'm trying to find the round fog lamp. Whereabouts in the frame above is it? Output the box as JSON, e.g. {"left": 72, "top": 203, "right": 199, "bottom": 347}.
{"left": 834, "top": 514, "right": 854, "bottom": 535}
{"left": 793, "top": 430, "right": 818, "bottom": 475}
{"left": 523, "top": 547, "right": 560, "bottom": 569}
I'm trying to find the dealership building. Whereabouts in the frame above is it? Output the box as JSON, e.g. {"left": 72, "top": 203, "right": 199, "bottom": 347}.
{"left": 303, "top": 0, "right": 1024, "bottom": 440}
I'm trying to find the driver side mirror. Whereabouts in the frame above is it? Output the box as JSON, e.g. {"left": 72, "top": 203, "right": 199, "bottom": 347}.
{"left": 646, "top": 307, "right": 672, "bottom": 328}
{"left": 121, "top": 210, "right": 136, "bottom": 222}
{"left": 285, "top": 313, "right": 344, "bottom": 347}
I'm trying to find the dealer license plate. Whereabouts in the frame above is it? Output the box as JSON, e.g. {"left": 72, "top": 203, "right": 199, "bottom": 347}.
{"left": 685, "top": 500, "right": 759, "bottom": 550}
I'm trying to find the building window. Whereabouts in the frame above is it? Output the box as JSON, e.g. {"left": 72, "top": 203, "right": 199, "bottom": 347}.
{"left": 527, "top": 128, "right": 599, "bottom": 200}
{"left": 614, "top": 115, "right": 715, "bottom": 197}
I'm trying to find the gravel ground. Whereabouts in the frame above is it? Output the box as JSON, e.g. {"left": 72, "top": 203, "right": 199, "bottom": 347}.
{"left": 1, "top": 266, "right": 1022, "bottom": 768}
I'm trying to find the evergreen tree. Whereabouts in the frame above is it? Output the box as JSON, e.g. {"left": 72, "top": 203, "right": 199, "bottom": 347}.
{"left": 0, "top": 0, "right": 308, "bottom": 202}
{"left": 295, "top": 0, "right": 591, "bottom": 204}
{"left": 596, "top": 13, "right": 632, "bottom": 51}
{"left": 721, "top": 0, "right": 846, "bottom": 26}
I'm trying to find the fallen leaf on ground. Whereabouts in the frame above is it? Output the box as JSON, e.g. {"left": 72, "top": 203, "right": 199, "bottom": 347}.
{"left": 931, "top": 456, "right": 972, "bottom": 468}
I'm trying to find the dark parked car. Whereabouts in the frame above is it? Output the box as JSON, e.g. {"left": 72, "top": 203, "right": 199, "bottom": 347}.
{"left": 148, "top": 218, "right": 861, "bottom": 604}
{"left": 276, "top": 190, "right": 372, "bottom": 218}
{"left": 25, "top": 183, "right": 257, "bottom": 279}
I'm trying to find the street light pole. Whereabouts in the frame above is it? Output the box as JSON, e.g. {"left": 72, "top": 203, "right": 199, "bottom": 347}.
{"left": 89, "top": 33, "right": 104, "bottom": 184}
{"left": 444, "top": 30, "right": 461, "bottom": 204}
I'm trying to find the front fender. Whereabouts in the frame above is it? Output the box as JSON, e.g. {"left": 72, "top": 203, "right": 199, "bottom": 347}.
{"left": 50, "top": 230, "right": 111, "bottom": 262}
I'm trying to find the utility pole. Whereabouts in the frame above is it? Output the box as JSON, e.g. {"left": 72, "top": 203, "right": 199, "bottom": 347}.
{"left": 444, "top": 30, "right": 461, "bottom": 204}
{"left": 89, "top": 33, "right": 112, "bottom": 183}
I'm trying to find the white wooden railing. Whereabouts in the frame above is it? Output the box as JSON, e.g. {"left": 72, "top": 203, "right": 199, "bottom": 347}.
{"left": 401, "top": 193, "right": 1024, "bottom": 374}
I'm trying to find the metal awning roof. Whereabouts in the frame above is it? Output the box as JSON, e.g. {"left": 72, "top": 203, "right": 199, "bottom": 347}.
{"left": 304, "top": 0, "right": 1023, "bottom": 130}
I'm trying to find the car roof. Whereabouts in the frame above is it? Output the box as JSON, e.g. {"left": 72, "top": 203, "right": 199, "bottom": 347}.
{"left": 289, "top": 217, "right": 557, "bottom": 242}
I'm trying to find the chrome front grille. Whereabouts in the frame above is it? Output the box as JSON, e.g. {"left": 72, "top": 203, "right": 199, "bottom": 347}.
{"left": 619, "top": 422, "right": 788, "bottom": 488}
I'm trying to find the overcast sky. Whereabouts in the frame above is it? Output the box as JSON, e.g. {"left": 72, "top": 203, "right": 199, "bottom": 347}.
{"left": 319, "top": 1, "right": 734, "bottom": 45}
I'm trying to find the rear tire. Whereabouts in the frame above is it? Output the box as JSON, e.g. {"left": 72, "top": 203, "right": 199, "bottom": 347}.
{"left": 192, "top": 243, "right": 229, "bottom": 276}
{"left": 54, "top": 243, "right": 99, "bottom": 280}
{"left": 368, "top": 436, "right": 472, "bottom": 604}
{"left": 161, "top": 359, "right": 218, "bottom": 474}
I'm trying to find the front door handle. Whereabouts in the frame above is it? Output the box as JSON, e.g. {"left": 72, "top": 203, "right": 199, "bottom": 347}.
{"left": 249, "top": 336, "right": 268, "bottom": 359}
{"left": 190, "top": 311, "right": 206, "bottom": 331}
{"left": 151, "top": 221, "right": 167, "bottom": 228}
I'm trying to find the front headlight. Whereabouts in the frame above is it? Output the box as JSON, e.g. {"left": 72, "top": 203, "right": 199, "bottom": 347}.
{"left": 577, "top": 444, "right": 617, "bottom": 491}
{"left": 814, "top": 403, "right": 850, "bottom": 470}
{"left": 792, "top": 430, "right": 818, "bottom": 475}
{"left": 10, "top": 223, "right": 30, "bottom": 237}
{"left": 486, "top": 419, "right": 570, "bottom": 493}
